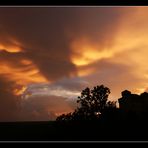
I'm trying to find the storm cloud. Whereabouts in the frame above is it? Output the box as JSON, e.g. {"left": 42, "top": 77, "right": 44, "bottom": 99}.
{"left": 0, "top": 7, "right": 148, "bottom": 121}
{"left": 0, "top": 7, "right": 127, "bottom": 82}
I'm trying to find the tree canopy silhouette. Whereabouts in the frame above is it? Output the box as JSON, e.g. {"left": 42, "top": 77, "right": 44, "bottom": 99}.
{"left": 56, "top": 85, "right": 117, "bottom": 121}
{"left": 77, "top": 85, "right": 110, "bottom": 116}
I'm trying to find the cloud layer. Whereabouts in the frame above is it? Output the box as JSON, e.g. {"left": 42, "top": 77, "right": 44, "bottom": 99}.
{"left": 0, "top": 7, "right": 148, "bottom": 121}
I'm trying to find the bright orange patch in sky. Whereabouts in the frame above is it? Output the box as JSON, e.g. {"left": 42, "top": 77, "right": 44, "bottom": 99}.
{"left": 0, "top": 41, "right": 48, "bottom": 95}
{"left": 0, "top": 62, "right": 48, "bottom": 85}
{"left": 70, "top": 39, "right": 113, "bottom": 67}
{"left": 0, "top": 44, "right": 21, "bottom": 53}
{"left": 14, "top": 86, "right": 27, "bottom": 96}
{"left": 0, "top": 38, "right": 22, "bottom": 53}
{"left": 21, "top": 59, "right": 32, "bottom": 65}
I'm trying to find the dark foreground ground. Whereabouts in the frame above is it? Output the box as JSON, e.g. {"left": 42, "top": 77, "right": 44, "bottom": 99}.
{"left": 0, "top": 120, "right": 148, "bottom": 141}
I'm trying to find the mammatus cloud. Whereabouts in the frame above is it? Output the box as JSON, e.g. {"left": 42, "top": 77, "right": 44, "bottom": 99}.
{"left": 0, "top": 50, "right": 48, "bottom": 96}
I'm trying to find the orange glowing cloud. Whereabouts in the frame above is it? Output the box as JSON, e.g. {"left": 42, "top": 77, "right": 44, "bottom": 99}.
{"left": 14, "top": 86, "right": 27, "bottom": 96}
{"left": 70, "top": 38, "right": 114, "bottom": 67}
{"left": 0, "top": 60, "right": 48, "bottom": 84}
{"left": 69, "top": 7, "right": 148, "bottom": 97}
{"left": 20, "top": 59, "right": 32, "bottom": 65}
{"left": 0, "top": 39, "right": 48, "bottom": 95}
{"left": 0, "top": 44, "right": 21, "bottom": 53}
{"left": 0, "top": 38, "right": 23, "bottom": 53}
{"left": 1, "top": 62, "right": 48, "bottom": 96}
{"left": 77, "top": 66, "right": 95, "bottom": 77}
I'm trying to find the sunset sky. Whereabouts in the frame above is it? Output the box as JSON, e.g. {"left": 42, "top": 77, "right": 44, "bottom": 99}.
{"left": 0, "top": 6, "right": 148, "bottom": 121}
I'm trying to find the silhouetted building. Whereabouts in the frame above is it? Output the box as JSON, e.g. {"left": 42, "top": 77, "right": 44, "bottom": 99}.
{"left": 118, "top": 90, "right": 148, "bottom": 119}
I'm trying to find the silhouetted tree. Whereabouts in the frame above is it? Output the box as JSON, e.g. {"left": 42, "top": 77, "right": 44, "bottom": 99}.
{"left": 101, "top": 101, "right": 119, "bottom": 121}
{"left": 56, "top": 85, "right": 117, "bottom": 121}
{"left": 56, "top": 113, "right": 73, "bottom": 122}
{"left": 76, "top": 85, "right": 110, "bottom": 117}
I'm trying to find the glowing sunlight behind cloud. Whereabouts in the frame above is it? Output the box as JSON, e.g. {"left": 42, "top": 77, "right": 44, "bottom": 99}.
{"left": 0, "top": 44, "right": 22, "bottom": 53}
{"left": 69, "top": 7, "right": 148, "bottom": 97}
{"left": 0, "top": 48, "right": 48, "bottom": 96}
{"left": 0, "top": 61, "right": 48, "bottom": 86}
{"left": 0, "top": 37, "right": 23, "bottom": 53}
{"left": 70, "top": 38, "right": 114, "bottom": 67}
{"left": 1, "top": 7, "right": 148, "bottom": 121}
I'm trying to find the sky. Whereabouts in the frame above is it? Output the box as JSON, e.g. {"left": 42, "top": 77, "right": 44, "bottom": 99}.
{"left": 0, "top": 6, "right": 148, "bottom": 121}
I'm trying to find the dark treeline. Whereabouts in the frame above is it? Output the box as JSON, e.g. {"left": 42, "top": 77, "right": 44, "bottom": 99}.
{"left": 54, "top": 85, "right": 148, "bottom": 141}
{"left": 0, "top": 84, "right": 148, "bottom": 141}
{"left": 56, "top": 85, "right": 148, "bottom": 122}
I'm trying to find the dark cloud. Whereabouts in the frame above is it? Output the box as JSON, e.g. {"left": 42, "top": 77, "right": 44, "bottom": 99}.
{"left": 19, "top": 77, "right": 90, "bottom": 121}
{"left": 0, "top": 77, "right": 20, "bottom": 121}
{"left": 0, "top": 7, "right": 127, "bottom": 81}
{"left": 0, "top": 50, "right": 26, "bottom": 66}
{"left": 20, "top": 95, "right": 74, "bottom": 121}
{"left": 52, "top": 77, "right": 89, "bottom": 91}
{"left": 66, "top": 7, "right": 125, "bottom": 47}
{"left": 0, "top": 8, "right": 77, "bottom": 81}
{"left": 28, "top": 54, "right": 76, "bottom": 81}
{"left": 0, "top": 7, "right": 144, "bottom": 121}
